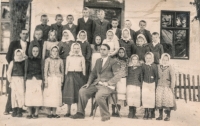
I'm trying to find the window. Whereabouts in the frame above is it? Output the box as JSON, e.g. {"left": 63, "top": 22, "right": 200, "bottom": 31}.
{"left": 160, "top": 10, "right": 190, "bottom": 59}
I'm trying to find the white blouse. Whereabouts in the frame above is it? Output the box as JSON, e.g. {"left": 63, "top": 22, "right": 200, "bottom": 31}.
{"left": 102, "top": 39, "right": 119, "bottom": 56}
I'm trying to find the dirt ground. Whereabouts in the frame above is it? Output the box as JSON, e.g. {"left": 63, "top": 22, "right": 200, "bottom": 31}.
{"left": 0, "top": 95, "right": 200, "bottom": 126}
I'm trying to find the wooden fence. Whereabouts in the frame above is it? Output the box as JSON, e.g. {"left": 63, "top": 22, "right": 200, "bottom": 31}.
{"left": 0, "top": 64, "right": 200, "bottom": 103}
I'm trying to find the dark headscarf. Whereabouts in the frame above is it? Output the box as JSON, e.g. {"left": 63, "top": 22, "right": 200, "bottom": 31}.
{"left": 117, "top": 47, "right": 128, "bottom": 62}
{"left": 94, "top": 35, "right": 102, "bottom": 51}
{"left": 29, "top": 45, "right": 41, "bottom": 59}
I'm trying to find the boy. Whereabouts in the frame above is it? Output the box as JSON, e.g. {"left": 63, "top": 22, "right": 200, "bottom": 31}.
{"left": 110, "top": 18, "right": 121, "bottom": 39}
{"left": 28, "top": 29, "right": 43, "bottom": 58}
{"left": 51, "top": 14, "right": 63, "bottom": 41}
{"left": 125, "top": 20, "right": 136, "bottom": 42}
{"left": 76, "top": 7, "right": 94, "bottom": 44}
{"left": 93, "top": 9, "right": 110, "bottom": 43}
{"left": 135, "top": 20, "right": 152, "bottom": 43}
{"left": 149, "top": 32, "right": 164, "bottom": 65}
{"left": 63, "top": 14, "right": 77, "bottom": 39}
{"left": 35, "top": 14, "right": 51, "bottom": 41}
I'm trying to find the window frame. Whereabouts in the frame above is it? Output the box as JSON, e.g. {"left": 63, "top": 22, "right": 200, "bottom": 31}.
{"left": 160, "top": 10, "right": 190, "bottom": 60}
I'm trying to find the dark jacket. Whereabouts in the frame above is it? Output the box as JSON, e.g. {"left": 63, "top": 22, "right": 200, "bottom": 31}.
{"left": 6, "top": 40, "right": 30, "bottom": 64}
{"left": 35, "top": 24, "right": 51, "bottom": 41}
{"left": 142, "top": 63, "right": 158, "bottom": 85}
{"left": 50, "top": 23, "right": 63, "bottom": 41}
{"left": 130, "top": 29, "right": 136, "bottom": 43}
{"left": 76, "top": 18, "right": 94, "bottom": 44}
{"left": 135, "top": 29, "right": 152, "bottom": 43}
{"left": 149, "top": 43, "right": 164, "bottom": 64}
{"left": 26, "top": 57, "right": 42, "bottom": 80}
{"left": 63, "top": 23, "right": 77, "bottom": 39}
{"left": 93, "top": 19, "right": 110, "bottom": 44}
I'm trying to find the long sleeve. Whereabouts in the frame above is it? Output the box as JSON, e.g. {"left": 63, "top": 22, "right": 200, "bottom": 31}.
{"left": 76, "top": 19, "right": 80, "bottom": 35}
{"left": 107, "top": 62, "right": 122, "bottom": 86}
{"left": 86, "top": 43, "right": 92, "bottom": 61}
{"left": 65, "top": 56, "right": 69, "bottom": 75}
{"left": 28, "top": 42, "right": 33, "bottom": 57}
{"left": 82, "top": 57, "right": 86, "bottom": 76}
{"left": 160, "top": 44, "right": 164, "bottom": 58}
{"left": 111, "top": 40, "right": 119, "bottom": 56}
{"left": 147, "top": 31, "right": 152, "bottom": 43}
{"left": 6, "top": 42, "right": 14, "bottom": 64}
{"left": 7, "top": 61, "right": 13, "bottom": 83}
{"left": 42, "top": 41, "right": 47, "bottom": 60}
{"left": 87, "top": 60, "right": 98, "bottom": 85}
{"left": 60, "top": 59, "right": 64, "bottom": 83}
{"left": 154, "top": 65, "right": 159, "bottom": 87}
{"left": 44, "top": 58, "right": 49, "bottom": 84}
{"left": 170, "top": 65, "right": 175, "bottom": 88}
{"left": 131, "top": 43, "right": 136, "bottom": 55}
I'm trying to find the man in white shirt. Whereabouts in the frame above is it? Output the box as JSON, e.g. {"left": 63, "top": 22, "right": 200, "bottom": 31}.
{"left": 71, "top": 44, "right": 122, "bottom": 122}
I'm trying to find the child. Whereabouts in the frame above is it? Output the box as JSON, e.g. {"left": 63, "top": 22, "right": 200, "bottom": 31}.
{"left": 35, "top": 14, "right": 51, "bottom": 41}
{"left": 62, "top": 43, "right": 85, "bottom": 117}
{"left": 43, "top": 45, "right": 64, "bottom": 118}
{"left": 7, "top": 49, "right": 26, "bottom": 117}
{"left": 51, "top": 14, "right": 63, "bottom": 41}
{"left": 58, "top": 30, "right": 75, "bottom": 66}
{"left": 142, "top": 52, "right": 158, "bottom": 120}
{"left": 135, "top": 20, "right": 152, "bottom": 43}
{"left": 135, "top": 34, "right": 150, "bottom": 64}
{"left": 102, "top": 30, "right": 119, "bottom": 57}
{"left": 149, "top": 32, "right": 164, "bottom": 64}
{"left": 124, "top": 20, "right": 136, "bottom": 42}
{"left": 126, "top": 54, "right": 143, "bottom": 119}
{"left": 28, "top": 29, "right": 44, "bottom": 58}
{"left": 42, "top": 30, "right": 59, "bottom": 60}
{"left": 119, "top": 28, "right": 135, "bottom": 58}
{"left": 111, "top": 47, "right": 128, "bottom": 117}
{"left": 76, "top": 7, "right": 94, "bottom": 44}
{"left": 91, "top": 35, "right": 102, "bottom": 70}
{"left": 110, "top": 18, "right": 121, "bottom": 39}
{"left": 76, "top": 30, "right": 92, "bottom": 83}
{"left": 63, "top": 14, "right": 77, "bottom": 39}
{"left": 25, "top": 45, "right": 43, "bottom": 119}
{"left": 93, "top": 9, "right": 110, "bottom": 43}
{"left": 156, "top": 53, "right": 176, "bottom": 121}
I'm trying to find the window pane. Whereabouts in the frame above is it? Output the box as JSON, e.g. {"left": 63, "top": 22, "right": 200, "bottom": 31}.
{"left": 1, "top": 4, "right": 10, "bottom": 20}
{"left": 176, "top": 13, "right": 189, "bottom": 28}
{"left": 1, "top": 22, "right": 11, "bottom": 53}
{"left": 174, "top": 30, "right": 188, "bottom": 58}
{"left": 161, "top": 13, "right": 174, "bottom": 27}
{"left": 161, "top": 30, "right": 173, "bottom": 56}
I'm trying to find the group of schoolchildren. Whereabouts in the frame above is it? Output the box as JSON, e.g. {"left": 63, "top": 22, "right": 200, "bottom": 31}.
{"left": 6, "top": 7, "right": 176, "bottom": 121}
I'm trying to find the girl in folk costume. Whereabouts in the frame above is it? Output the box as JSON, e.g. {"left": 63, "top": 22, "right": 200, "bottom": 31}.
{"left": 111, "top": 47, "right": 128, "bottom": 117}
{"left": 126, "top": 54, "right": 143, "bottom": 119}
{"left": 42, "top": 30, "right": 59, "bottom": 60}
{"left": 102, "top": 30, "right": 119, "bottom": 57}
{"left": 119, "top": 28, "right": 135, "bottom": 58}
{"left": 142, "top": 52, "right": 158, "bottom": 120}
{"left": 43, "top": 45, "right": 64, "bottom": 118}
{"left": 63, "top": 43, "right": 85, "bottom": 117}
{"left": 91, "top": 35, "right": 102, "bottom": 70}
{"left": 76, "top": 30, "right": 91, "bottom": 83}
{"left": 135, "top": 34, "right": 150, "bottom": 64}
{"left": 156, "top": 53, "right": 176, "bottom": 121}
{"left": 7, "top": 49, "right": 26, "bottom": 117}
{"left": 58, "top": 30, "right": 75, "bottom": 66}
{"left": 25, "top": 45, "right": 43, "bottom": 119}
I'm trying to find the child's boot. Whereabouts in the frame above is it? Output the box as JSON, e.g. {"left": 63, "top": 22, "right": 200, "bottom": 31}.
{"left": 164, "top": 110, "right": 171, "bottom": 121}
{"left": 111, "top": 104, "right": 116, "bottom": 117}
{"left": 148, "top": 109, "right": 152, "bottom": 120}
{"left": 156, "top": 109, "right": 163, "bottom": 120}
{"left": 151, "top": 108, "right": 155, "bottom": 118}
{"left": 11, "top": 108, "right": 17, "bottom": 117}
{"left": 17, "top": 108, "right": 23, "bottom": 117}
{"left": 143, "top": 108, "right": 148, "bottom": 120}
{"left": 128, "top": 106, "right": 134, "bottom": 118}
{"left": 115, "top": 104, "right": 121, "bottom": 117}
{"left": 132, "top": 107, "right": 138, "bottom": 119}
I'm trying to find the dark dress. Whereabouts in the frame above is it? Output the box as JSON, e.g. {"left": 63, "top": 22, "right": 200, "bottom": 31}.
{"left": 119, "top": 39, "right": 135, "bottom": 58}
{"left": 50, "top": 23, "right": 63, "bottom": 41}
{"left": 134, "top": 45, "right": 150, "bottom": 62}
{"left": 149, "top": 43, "right": 164, "bottom": 64}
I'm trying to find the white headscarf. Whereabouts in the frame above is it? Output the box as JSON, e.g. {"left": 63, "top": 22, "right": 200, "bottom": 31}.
{"left": 145, "top": 52, "right": 154, "bottom": 65}
{"left": 50, "top": 45, "right": 60, "bottom": 59}
{"left": 76, "top": 30, "right": 88, "bottom": 43}
{"left": 69, "top": 43, "right": 83, "bottom": 56}
{"left": 160, "top": 53, "right": 171, "bottom": 66}
{"left": 14, "top": 49, "right": 26, "bottom": 62}
{"left": 105, "top": 30, "right": 118, "bottom": 42}
{"left": 61, "top": 30, "right": 75, "bottom": 42}
{"left": 136, "top": 34, "right": 147, "bottom": 46}
{"left": 129, "top": 54, "right": 141, "bottom": 67}
{"left": 121, "top": 28, "right": 131, "bottom": 41}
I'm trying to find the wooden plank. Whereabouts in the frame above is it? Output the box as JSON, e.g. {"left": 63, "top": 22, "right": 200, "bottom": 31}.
{"left": 175, "top": 74, "right": 177, "bottom": 99}
{"left": 179, "top": 74, "right": 182, "bottom": 99}
{"left": 5, "top": 65, "right": 8, "bottom": 94}
{"left": 183, "top": 74, "right": 187, "bottom": 103}
{"left": 0, "top": 65, "right": 5, "bottom": 96}
{"left": 192, "top": 75, "right": 196, "bottom": 101}
{"left": 187, "top": 74, "right": 191, "bottom": 101}
{"left": 198, "top": 75, "right": 200, "bottom": 102}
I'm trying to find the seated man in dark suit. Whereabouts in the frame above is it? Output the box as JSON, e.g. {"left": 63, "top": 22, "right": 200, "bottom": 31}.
{"left": 135, "top": 20, "right": 152, "bottom": 43}
{"left": 70, "top": 44, "right": 122, "bottom": 121}
{"left": 4, "top": 29, "right": 29, "bottom": 115}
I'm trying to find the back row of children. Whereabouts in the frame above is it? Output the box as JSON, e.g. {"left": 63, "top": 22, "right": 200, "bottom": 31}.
{"left": 6, "top": 7, "right": 176, "bottom": 121}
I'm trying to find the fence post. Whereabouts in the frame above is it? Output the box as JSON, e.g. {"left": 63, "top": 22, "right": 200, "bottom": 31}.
{"left": 183, "top": 74, "right": 187, "bottom": 103}
{"left": 179, "top": 74, "right": 182, "bottom": 99}
{"left": 188, "top": 74, "right": 191, "bottom": 101}
{"left": 175, "top": 73, "right": 177, "bottom": 99}
{"left": 197, "top": 75, "right": 200, "bottom": 102}
{"left": 192, "top": 75, "right": 196, "bottom": 101}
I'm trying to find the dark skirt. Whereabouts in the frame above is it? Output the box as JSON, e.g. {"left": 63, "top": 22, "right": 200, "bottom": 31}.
{"left": 62, "top": 72, "right": 85, "bottom": 104}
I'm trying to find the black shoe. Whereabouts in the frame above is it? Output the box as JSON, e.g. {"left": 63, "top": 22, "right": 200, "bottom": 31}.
{"left": 17, "top": 113, "right": 23, "bottom": 117}
{"left": 156, "top": 116, "right": 163, "bottom": 120}
{"left": 111, "top": 112, "right": 116, "bottom": 117}
{"left": 128, "top": 107, "right": 134, "bottom": 118}
{"left": 164, "top": 117, "right": 170, "bottom": 121}
{"left": 47, "top": 115, "right": 52, "bottom": 118}
{"left": 26, "top": 115, "right": 32, "bottom": 119}
{"left": 115, "top": 113, "right": 120, "bottom": 117}
{"left": 52, "top": 114, "right": 60, "bottom": 118}
{"left": 32, "top": 115, "right": 38, "bottom": 119}
{"left": 101, "top": 117, "right": 110, "bottom": 122}
{"left": 11, "top": 108, "right": 17, "bottom": 117}
{"left": 132, "top": 115, "right": 138, "bottom": 119}
{"left": 70, "top": 112, "right": 85, "bottom": 119}
{"left": 64, "top": 113, "right": 71, "bottom": 117}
